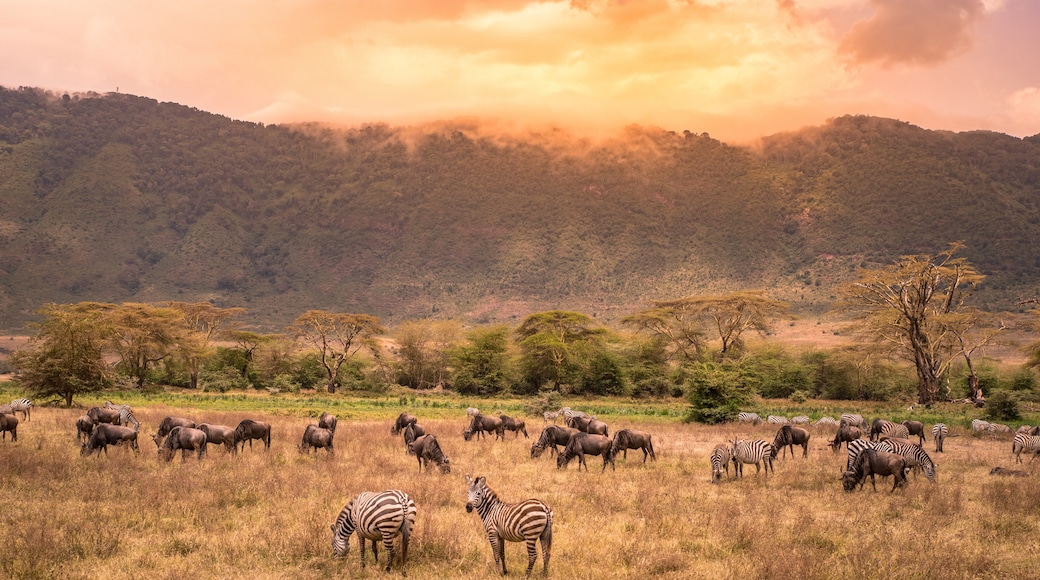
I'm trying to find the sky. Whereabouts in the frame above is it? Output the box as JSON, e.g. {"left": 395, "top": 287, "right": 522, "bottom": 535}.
{"left": 1, "top": 0, "right": 1038, "bottom": 143}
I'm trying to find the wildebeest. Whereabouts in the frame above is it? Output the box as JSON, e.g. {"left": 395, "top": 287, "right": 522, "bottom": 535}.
{"left": 319, "top": 411, "right": 338, "bottom": 434}
{"left": 81, "top": 423, "right": 139, "bottom": 456}
{"left": 828, "top": 424, "right": 863, "bottom": 453}
{"left": 299, "top": 424, "right": 335, "bottom": 455}
{"left": 568, "top": 415, "right": 609, "bottom": 437}
{"left": 530, "top": 425, "right": 580, "bottom": 458}
{"left": 87, "top": 406, "right": 121, "bottom": 425}
{"left": 498, "top": 415, "right": 528, "bottom": 439}
{"left": 610, "top": 429, "right": 656, "bottom": 463}
{"left": 902, "top": 420, "right": 927, "bottom": 445}
{"left": 391, "top": 412, "right": 418, "bottom": 436}
{"left": 159, "top": 426, "right": 207, "bottom": 462}
{"left": 197, "top": 423, "right": 237, "bottom": 454}
{"left": 234, "top": 419, "right": 271, "bottom": 452}
{"left": 464, "top": 413, "right": 503, "bottom": 441}
{"left": 841, "top": 449, "right": 908, "bottom": 492}
{"left": 402, "top": 422, "right": 426, "bottom": 454}
{"left": 155, "top": 416, "right": 197, "bottom": 441}
{"left": 771, "top": 425, "right": 811, "bottom": 459}
{"left": 556, "top": 432, "right": 614, "bottom": 471}
{"left": 710, "top": 443, "right": 732, "bottom": 484}
{"left": 0, "top": 412, "right": 18, "bottom": 442}
{"left": 409, "top": 434, "right": 451, "bottom": 474}
{"left": 75, "top": 414, "right": 94, "bottom": 443}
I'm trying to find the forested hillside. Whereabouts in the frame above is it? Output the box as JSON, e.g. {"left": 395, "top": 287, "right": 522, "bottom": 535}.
{"left": 1, "top": 86, "right": 1039, "bottom": 330}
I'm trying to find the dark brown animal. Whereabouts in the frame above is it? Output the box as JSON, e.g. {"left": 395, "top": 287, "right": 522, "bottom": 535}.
{"left": 197, "top": 423, "right": 237, "bottom": 454}
{"left": 319, "top": 411, "right": 338, "bottom": 434}
{"left": 298, "top": 424, "right": 335, "bottom": 455}
{"left": 841, "top": 449, "right": 908, "bottom": 492}
{"left": 81, "top": 423, "right": 138, "bottom": 456}
{"left": 556, "top": 432, "right": 614, "bottom": 471}
{"left": 989, "top": 466, "right": 1028, "bottom": 477}
{"left": 464, "top": 413, "right": 504, "bottom": 441}
{"left": 155, "top": 416, "right": 197, "bottom": 440}
{"left": 234, "top": 419, "right": 271, "bottom": 452}
{"left": 75, "top": 414, "right": 94, "bottom": 443}
{"left": 87, "top": 406, "right": 121, "bottom": 425}
{"left": 531, "top": 425, "right": 580, "bottom": 458}
{"left": 409, "top": 434, "right": 451, "bottom": 474}
{"left": 771, "top": 425, "right": 811, "bottom": 459}
{"left": 0, "top": 413, "right": 18, "bottom": 442}
{"left": 568, "top": 415, "right": 609, "bottom": 437}
{"left": 391, "top": 412, "right": 418, "bottom": 436}
{"left": 829, "top": 424, "right": 862, "bottom": 453}
{"left": 610, "top": 429, "right": 656, "bottom": 463}
{"left": 902, "top": 420, "right": 927, "bottom": 445}
{"left": 498, "top": 415, "right": 529, "bottom": 439}
{"left": 159, "top": 426, "right": 207, "bottom": 462}
{"left": 403, "top": 422, "right": 426, "bottom": 454}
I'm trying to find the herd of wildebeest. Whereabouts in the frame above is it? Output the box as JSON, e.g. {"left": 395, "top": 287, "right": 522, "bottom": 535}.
{"left": 3, "top": 397, "right": 1040, "bottom": 575}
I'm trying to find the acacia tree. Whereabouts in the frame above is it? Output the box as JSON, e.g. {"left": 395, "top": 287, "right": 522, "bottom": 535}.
{"left": 107, "top": 303, "right": 186, "bottom": 389}
{"left": 289, "top": 310, "right": 385, "bottom": 393}
{"left": 841, "top": 243, "right": 989, "bottom": 405}
{"left": 11, "top": 303, "right": 114, "bottom": 406}
{"left": 393, "top": 319, "right": 462, "bottom": 390}
{"left": 227, "top": 330, "right": 279, "bottom": 380}
{"left": 621, "top": 303, "right": 707, "bottom": 363}
{"left": 515, "top": 310, "right": 605, "bottom": 392}
{"left": 166, "top": 302, "right": 245, "bottom": 389}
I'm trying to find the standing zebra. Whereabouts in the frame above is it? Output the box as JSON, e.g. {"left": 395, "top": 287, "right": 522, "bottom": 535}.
{"left": 876, "top": 438, "right": 937, "bottom": 482}
{"left": 791, "top": 415, "right": 811, "bottom": 425}
{"left": 465, "top": 475, "right": 553, "bottom": 578}
{"left": 737, "top": 412, "right": 762, "bottom": 426}
{"left": 871, "top": 421, "right": 909, "bottom": 442}
{"left": 767, "top": 415, "right": 790, "bottom": 425}
{"left": 971, "top": 419, "right": 992, "bottom": 432}
{"left": 814, "top": 416, "right": 839, "bottom": 428}
{"left": 931, "top": 423, "right": 948, "bottom": 453}
{"left": 8, "top": 398, "right": 33, "bottom": 421}
{"left": 840, "top": 413, "right": 868, "bottom": 430}
{"left": 729, "top": 439, "right": 774, "bottom": 478}
{"left": 1011, "top": 433, "right": 1040, "bottom": 463}
{"left": 104, "top": 401, "right": 140, "bottom": 430}
{"left": 560, "top": 407, "right": 591, "bottom": 428}
{"left": 331, "top": 490, "right": 417, "bottom": 572}
{"left": 844, "top": 438, "right": 880, "bottom": 472}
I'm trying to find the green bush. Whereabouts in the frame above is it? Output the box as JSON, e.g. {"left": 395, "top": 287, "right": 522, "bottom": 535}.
{"left": 682, "top": 362, "right": 753, "bottom": 425}
{"left": 983, "top": 390, "right": 1021, "bottom": 422}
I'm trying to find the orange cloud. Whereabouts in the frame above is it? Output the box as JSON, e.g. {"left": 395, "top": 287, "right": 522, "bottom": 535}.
{"left": 838, "top": 0, "right": 986, "bottom": 67}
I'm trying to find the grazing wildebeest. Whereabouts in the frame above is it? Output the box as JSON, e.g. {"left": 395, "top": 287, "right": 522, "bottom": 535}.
{"left": 841, "top": 449, "right": 908, "bottom": 492}
{"left": 568, "top": 415, "right": 609, "bottom": 437}
{"left": 409, "top": 434, "right": 451, "bottom": 474}
{"left": 530, "top": 425, "right": 580, "bottom": 458}
{"left": 464, "top": 413, "right": 504, "bottom": 441}
{"left": 234, "top": 419, "right": 271, "bottom": 452}
{"left": 0, "top": 412, "right": 18, "bottom": 442}
{"left": 81, "top": 423, "right": 139, "bottom": 456}
{"left": 197, "top": 423, "right": 237, "bottom": 454}
{"left": 319, "top": 411, "right": 338, "bottom": 434}
{"left": 710, "top": 443, "right": 732, "bottom": 484}
{"left": 154, "top": 416, "right": 196, "bottom": 441}
{"left": 498, "top": 415, "right": 529, "bottom": 439}
{"left": 87, "top": 406, "right": 121, "bottom": 425}
{"left": 902, "top": 420, "right": 927, "bottom": 445}
{"left": 828, "top": 424, "right": 863, "bottom": 453}
{"left": 771, "top": 425, "right": 811, "bottom": 459}
{"left": 391, "top": 413, "right": 418, "bottom": 436}
{"left": 556, "top": 432, "right": 614, "bottom": 471}
{"left": 403, "top": 422, "right": 426, "bottom": 454}
{"left": 610, "top": 429, "right": 656, "bottom": 463}
{"left": 75, "top": 414, "right": 94, "bottom": 443}
{"left": 159, "top": 426, "right": 207, "bottom": 462}
{"left": 299, "top": 424, "right": 335, "bottom": 455}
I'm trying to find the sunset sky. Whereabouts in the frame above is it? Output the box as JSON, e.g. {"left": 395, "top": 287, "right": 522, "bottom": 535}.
{"left": 1, "top": 0, "right": 1038, "bottom": 143}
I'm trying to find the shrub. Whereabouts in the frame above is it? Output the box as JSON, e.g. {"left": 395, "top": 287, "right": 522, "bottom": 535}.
{"left": 983, "top": 390, "right": 1021, "bottom": 422}
{"left": 682, "top": 362, "right": 753, "bottom": 425}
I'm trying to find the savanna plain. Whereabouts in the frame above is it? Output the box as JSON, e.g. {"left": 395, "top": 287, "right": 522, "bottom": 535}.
{"left": 1, "top": 390, "right": 1038, "bottom": 580}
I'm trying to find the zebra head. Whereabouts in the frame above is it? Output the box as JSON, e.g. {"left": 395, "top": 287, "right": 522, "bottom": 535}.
{"left": 465, "top": 475, "right": 488, "bottom": 513}
{"left": 331, "top": 499, "right": 357, "bottom": 557}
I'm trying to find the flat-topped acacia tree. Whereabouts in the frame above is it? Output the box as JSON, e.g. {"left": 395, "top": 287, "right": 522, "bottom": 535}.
{"left": 288, "top": 310, "right": 385, "bottom": 393}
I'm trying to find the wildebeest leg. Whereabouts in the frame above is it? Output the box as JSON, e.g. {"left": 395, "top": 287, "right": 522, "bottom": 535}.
{"left": 578, "top": 452, "right": 588, "bottom": 472}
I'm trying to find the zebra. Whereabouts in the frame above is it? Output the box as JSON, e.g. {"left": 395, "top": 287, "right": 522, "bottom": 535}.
{"left": 543, "top": 411, "right": 559, "bottom": 424}
{"left": 990, "top": 423, "right": 1012, "bottom": 434}
{"left": 331, "top": 490, "right": 417, "bottom": 572}
{"left": 737, "top": 412, "right": 762, "bottom": 426}
{"left": 871, "top": 420, "right": 909, "bottom": 441}
{"left": 8, "top": 398, "right": 33, "bottom": 421}
{"left": 840, "top": 413, "right": 868, "bottom": 430}
{"left": 971, "top": 419, "right": 991, "bottom": 432}
{"left": 1011, "top": 433, "right": 1040, "bottom": 463}
{"left": 465, "top": 475, "right": 553, "bottom": 578}
{"left": 729, "top": 439, "right": 774, "bottom": 478}
{"left": 814, "top": 416, "right": 839, "bottom": 428}
{"left": 844, "top": 438, "right": 880, "bottom": 472}
{"left": 876, "top": 438, "right": 937, "bottom": 482}
{"left": 767, "top": 415, "right": 790, "bottom": 425}
{"left": 104, "top": 400, "right": 140, "bottom": 430}
{"left": 560, "top": 407, "right": 591, "bottom": 428}
{"left": 791, "top": 415, "right": 810, "bottom": 425}
{"left": 931, "top": 423, "right": 948, "bottom": 453}
{"left": 710, "top": 444, "right": 732, "bottom": 484}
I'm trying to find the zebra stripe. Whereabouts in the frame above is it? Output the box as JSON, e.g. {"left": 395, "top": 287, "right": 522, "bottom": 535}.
{"left": 845, "top": 438, "right": 880, "bottom": 472}
{"left": 465, "top": 475, "right": 553, "bottom": 577}
{"left": 791, "top": 416, "right": 810, "bottom": 425}
{"left": 710, "top": 444, "right": 732, "bottom": 484}
{"left": 543, "top": 411, "right": 559, "bottom": 424}
{"left": 729, "top": 439, "right": 774, "bottom": 478}
{"left": 815, "top": 416, "right": 839, "bottom": 427}
{"left": 560, "top": 407, "right": 591, "bottom": 428}
{"left": 840, "top": 414, "right": 867, "bottom": 430}
{"left": 331, "top": 490, "right": 416, "bottom": 572}
{"left": 931, "top": 423, "right": 948, "bottom": 453}
{"left": 1011, "top": 433, "right": 1040, "bottom": 463}
{"left": 737, "top": 412, "right": 762, "bottom": 426}
{"left": 871, "top": 420, "right": 909, "bottom": 441}
{"left": 104, "top": 401, "right": 140, "bottom": 430}
{"left": 767, "top": 415, "right": 790, "bottom": 425}
{"left": 971, "top": 419, "right": 991, "bottom": 432}
{"left": 876, "top": 439, "right": 937, "bottom": 482}
{"left": 8, "top": 398, "right": 33, "bottom": 421}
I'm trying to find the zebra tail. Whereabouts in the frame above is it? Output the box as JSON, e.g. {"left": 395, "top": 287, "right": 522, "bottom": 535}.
{"left": 400, "top": 514, "right": 412, "bottom": 566}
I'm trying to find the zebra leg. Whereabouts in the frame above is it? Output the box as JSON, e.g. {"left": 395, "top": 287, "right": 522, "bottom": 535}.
{"left": 381, "top": 532, "right": 396, "bottom": 572}
{"left": 359, "top": 537, "right": 367, "bottom": 568}
{"left": 488, "top": 533, "right": 505, "bottom": 574}
{"left": 525, "top": 536, "right": 538, "bottom": 577}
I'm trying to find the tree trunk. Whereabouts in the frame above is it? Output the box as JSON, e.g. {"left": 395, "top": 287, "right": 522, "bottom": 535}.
{"left": 190, "top": 371, "right": 199, "bottom": 390}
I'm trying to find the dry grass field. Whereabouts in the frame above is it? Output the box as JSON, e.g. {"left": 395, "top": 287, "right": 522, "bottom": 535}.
{"left": 1, "top": 402, "right": 1039, "bottom": 580}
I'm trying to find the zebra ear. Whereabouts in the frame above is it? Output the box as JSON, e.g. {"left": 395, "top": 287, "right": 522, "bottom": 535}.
{"left": 477, "top": 476, "right": 486, "bottom": 485}
{"left": 464, "top": 475, "right": 473, "bottom": 485}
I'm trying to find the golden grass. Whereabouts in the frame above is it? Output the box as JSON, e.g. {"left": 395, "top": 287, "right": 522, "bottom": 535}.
{"left": 1, "top": 406, "right": 1038, "bottom": 579}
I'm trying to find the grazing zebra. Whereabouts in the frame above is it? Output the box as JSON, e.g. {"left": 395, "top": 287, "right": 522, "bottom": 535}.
{"left": 1016, "top": 425, "right": 1033, "bottom": 434}
{"left": 543, "top": 411, "right": 559, "bottom": 424}
{"left": 1011, "top": 433, "right": 1040, "bottom": 463}
{"left": 737, "top": 412, "right": 762, "bottom": 426}
{"left": 990, "top": 423, "right": 1012, "bottom": 434}
{"left": 729, "top": 439, "right": 774, "bottom": 478}
{"left": 104, "top": 401, "right": 140, "bottom": 430}
{"left": 560, "top": 407, "right": 591, "bottom": 428}
{"left": 8, "top": 398, "right": 33, "bottom": 421}
{"left": 931, "top": 423, "right": 948, "bottom": 453}
{"left": 839, "top": 413, "right": 868, "bottom": 430}
{"left": 814, "top": 416, "right": 839, "bottom": 428}
{"left": 767, "top": 415, "right": 790, "bottom": 425}
{"left": 971, "top": 419, "right": 991, "bottom": 432}
{"left": 791, "top": 416, "right": 810, "bottom": 425}
{"left": 465, "top": 475, "right": 553, "bottom": 578}
{"left": 710, "top": 444, "right": 732, "bottom": 484}
{"left": 332, "top": 490, "right": 417, "bottom": 572}
{"left": 876, "top": 438, "right": 937, "bottom": 482}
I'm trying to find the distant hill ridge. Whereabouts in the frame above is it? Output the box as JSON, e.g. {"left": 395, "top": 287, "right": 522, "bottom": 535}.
{"left": 1, "top": 86, "right": 1039, "bottom": 330}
